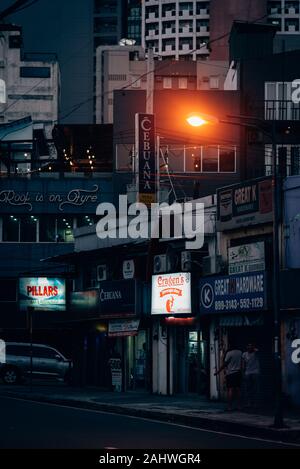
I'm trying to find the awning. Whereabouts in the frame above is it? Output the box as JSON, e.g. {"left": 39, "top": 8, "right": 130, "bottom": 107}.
{"left": 219, "top": 315, "right": 264, "bottom": 327}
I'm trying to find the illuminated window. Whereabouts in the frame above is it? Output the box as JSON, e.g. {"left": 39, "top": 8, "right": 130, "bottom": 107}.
{"left": 163, "top": 77, "right": 172, "bottom": 89}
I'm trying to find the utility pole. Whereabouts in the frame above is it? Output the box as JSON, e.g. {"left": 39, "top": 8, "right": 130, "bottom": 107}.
{"left": 271, "top": 120, "right": 284, "bottom": 428}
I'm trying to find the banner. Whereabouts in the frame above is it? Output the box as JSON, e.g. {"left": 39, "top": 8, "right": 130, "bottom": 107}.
{"left": 217, "top": 177, "right": 273, "bottom": 230}
{"left": 19, "top": 277, "right": 66, "bottom": 311}
{"left": 135, "top": 113, "right": 156, "bottom": 206}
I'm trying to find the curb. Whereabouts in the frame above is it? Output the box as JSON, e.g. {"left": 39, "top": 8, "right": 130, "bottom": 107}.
{"left": 1, "top": 391, "right": 300, "bottom": 445}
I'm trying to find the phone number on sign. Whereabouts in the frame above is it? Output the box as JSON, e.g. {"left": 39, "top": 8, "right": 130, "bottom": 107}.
{"left": 215, "top": 297, "right": 264, "bottom": 311}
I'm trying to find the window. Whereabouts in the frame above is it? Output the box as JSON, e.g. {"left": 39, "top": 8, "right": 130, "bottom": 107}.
{"left": 33, "top": 346, "right": 58, "bottom": 359}
{"left": 39, "top": 216, "right": 56, "bottom": 242}
{"left": 163, "top": 77, "right": 172, "bottom": 89}
{"left": 265, "top": 144, "right": 300, "bottom": 176}
{"left": 2, "top": 215, "right": 76, "bottom": 243}
{"left": 20, "top": 216, "right": 37, "bottom": 242}
{"left": 202, "top": 147, "right": 218, "bottom": 172}
{"left": 20, "top": 67, "right": 51, "bottom": 78}
{"left": 209, "top": 76, "right": 219, "bottom": 89}
{"left": 178, "top": 77, "right": 188, "bottom": 89}
{"left": 3, "top": 215, "right": 20, "bottom": 241}
{"left": 219, "top": 148, "right": 236, "bottom": 172}
{"left": 57, "top": 217, "right": 74, "bottom": 242}
{"left": 108, "top": 74, "right": 127, "bottom": 81}
{"left": 77, "top": 215, "right": 95, "bottom": 228}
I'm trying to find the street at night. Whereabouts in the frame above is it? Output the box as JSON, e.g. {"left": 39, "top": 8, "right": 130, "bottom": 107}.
{"left": 0, "top": 396, "right": 296, "bottom": 449}
{"left": 1, "top": 0, "right": 300, "bottom": 458}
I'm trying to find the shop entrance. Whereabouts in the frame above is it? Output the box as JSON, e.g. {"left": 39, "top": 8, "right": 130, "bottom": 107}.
{"left": 108, "top": 329, "right": 149, "bottom": 392}
{"left": 127, "top": 330, "right": 149, "bottom": 390}
{"left": 174, "top": 328, "right": 208, "bottom": 395}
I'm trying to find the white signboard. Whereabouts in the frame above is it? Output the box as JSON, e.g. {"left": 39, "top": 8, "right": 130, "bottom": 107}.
{"left": 108, "top": 319, "right": 140, "bottom": 337}
{"left": 151, "top": 272, "right": 191, "bottom": 315}
{"left": 228, "top": 242, "right": 265, "bottom": 275}
{"left": 123, "top": 260, "right": 135, "bottom": 279}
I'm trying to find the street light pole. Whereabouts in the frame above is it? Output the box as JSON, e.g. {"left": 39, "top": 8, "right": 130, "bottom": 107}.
{"left": 186, "top": 112, "right": 285, "bottom": 427}
{"left": 271, "top": 120, "right": 284, "bottom": 428}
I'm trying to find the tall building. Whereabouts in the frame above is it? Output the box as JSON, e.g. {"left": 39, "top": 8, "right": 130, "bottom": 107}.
{"left": 0, "top": 25, "right": 59, "bottom": 140}
{"left": 142, "top": 1, "right": 300, "bottom": 61}
{"left": 267, "top": 0, "right": 300, "bottom": 52}
{"left": 142, "top": 0, "right": 210, "bottom": 60}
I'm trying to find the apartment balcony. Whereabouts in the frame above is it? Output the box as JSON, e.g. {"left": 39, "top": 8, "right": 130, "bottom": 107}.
{"left": 145, "top": 12, "right": 159, "bottom": 23}
{"left": 178, "top": 27, "right": 194, "bottom": 36}
{"left": 163, "top": 10, "right": 176, "bottom": 19}
{"left": 264, "top": 100, "right": 300, "bottom": 120}
{"left": 146, "top": 29, "right": 159, "bottom": 39}
{"left": 196, "top": 9, "right": 209, "bottom": 17}
{"left": 162, "top": 27, "right": 176, "bottom": 37}
{"left": 179, "top": 10, "right": 193, "bottom": 18}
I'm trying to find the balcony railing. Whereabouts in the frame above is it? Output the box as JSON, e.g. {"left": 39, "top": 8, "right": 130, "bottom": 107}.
{"left": 264, "top": 100, "right": 300, "bottom": 120}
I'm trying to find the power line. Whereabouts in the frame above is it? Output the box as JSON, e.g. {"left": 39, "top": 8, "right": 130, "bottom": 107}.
{"left": 58, "top": 11, "right": 276, "bottom": 122}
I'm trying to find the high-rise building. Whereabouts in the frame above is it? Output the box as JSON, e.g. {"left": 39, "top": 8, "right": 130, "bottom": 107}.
{"left": 142, "top": 1, "right": 300, "bottom": 61}
{"left": 142, "top": 0, "right": 210, "bottom": 60}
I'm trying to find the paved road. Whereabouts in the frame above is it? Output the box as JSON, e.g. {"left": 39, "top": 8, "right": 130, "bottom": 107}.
{"left": 0, "top": 396, "right": 296, "bottom": 449}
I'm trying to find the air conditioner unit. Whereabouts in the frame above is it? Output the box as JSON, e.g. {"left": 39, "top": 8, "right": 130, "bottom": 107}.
{"left": 153, "top": 254, "right": 167, "bottom": 273}
{"left": 181, "top": 251, "right": 192, "bottom": 271}
{"left": 97, "top": 264, "right": 107, "bottom": 281}
{"left": 202, "top": 255, "right": 223, "bottom": 276}
{"left": 154, "top": 253, "right": 178, "bottom": 273}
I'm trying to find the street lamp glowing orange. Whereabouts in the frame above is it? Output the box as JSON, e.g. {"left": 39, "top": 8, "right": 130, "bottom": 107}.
{"left": 186, "top": 112, "right": 219, "bottom": 127}
{"left": 186, "top": 115, "right": 208, "bottom": 127}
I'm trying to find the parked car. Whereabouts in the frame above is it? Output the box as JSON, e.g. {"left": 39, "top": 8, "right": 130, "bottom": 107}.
{"left": 0, "top": 342, "right": 72, "bottom": 385}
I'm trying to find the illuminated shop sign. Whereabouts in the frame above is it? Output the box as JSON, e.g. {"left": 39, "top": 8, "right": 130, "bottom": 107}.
{"left": 19, "top": 277, "right": 66, "bottom": 311}
{"left": 135, "top": 113, "right": 156, "bottom": 206}
{"left": 217, "top": 177, "right": 273, "bottom": 230}
{"left": 199, "top": 272, "right": 267, "bottom": 314}
{"left": 151, "top": 272, "right": 191, "bottom": 315}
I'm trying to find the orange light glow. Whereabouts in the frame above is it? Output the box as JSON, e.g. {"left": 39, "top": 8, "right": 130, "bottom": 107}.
{"left": 186, "top": 115, "right": 208, "bottom": 127}
{"left": 186, "top": 112, "right": 219, "bottom": 128}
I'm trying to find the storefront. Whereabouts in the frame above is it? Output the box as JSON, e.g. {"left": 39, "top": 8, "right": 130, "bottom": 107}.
{"left": 199, "top": 271, "right": 274, "bottom": 403}
{"left": 70, "top": 279, "right": 150, "bottom": 391}
{"left": 151, "top": 272, "right": 208, "bottom": 395}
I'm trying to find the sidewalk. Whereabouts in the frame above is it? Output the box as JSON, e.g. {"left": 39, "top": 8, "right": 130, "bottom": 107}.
{"left": 1, "top": 382, "right": 300, "bottom": 444}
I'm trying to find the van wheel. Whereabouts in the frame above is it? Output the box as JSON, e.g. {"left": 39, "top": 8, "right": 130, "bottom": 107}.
{"left": 1, "top": 366, "right": 20, "bottom": 384}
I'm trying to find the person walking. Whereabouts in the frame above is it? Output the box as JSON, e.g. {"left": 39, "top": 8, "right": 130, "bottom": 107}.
{"left": 242, "top": 343, "right": 260, "bottom": 409}
{"left": 215, "top": 344, "right": 243, "bottom": 411}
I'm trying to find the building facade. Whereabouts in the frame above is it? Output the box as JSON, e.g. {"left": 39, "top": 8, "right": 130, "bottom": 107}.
{"left": 0, "top": 24, "right": 59, "bottom": 140}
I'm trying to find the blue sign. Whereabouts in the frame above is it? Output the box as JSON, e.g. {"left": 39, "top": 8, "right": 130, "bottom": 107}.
{"left": 199, "top": 272, "right": 267, "bottom": 314}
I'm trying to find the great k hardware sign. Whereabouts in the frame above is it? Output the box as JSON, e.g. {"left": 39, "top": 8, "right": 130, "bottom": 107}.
{"left": 199, "top": 272, "right": 267, "bottom": 314}
{"left": 135, "top": 113, "right": 156, "bottom": 206}
{"left": 217, "top": 177, "right": 273, "bottom": 231}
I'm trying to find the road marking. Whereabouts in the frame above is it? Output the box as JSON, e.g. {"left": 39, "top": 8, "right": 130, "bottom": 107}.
{"left": 1, "top": 395, "right": 299, "bottom": 448}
